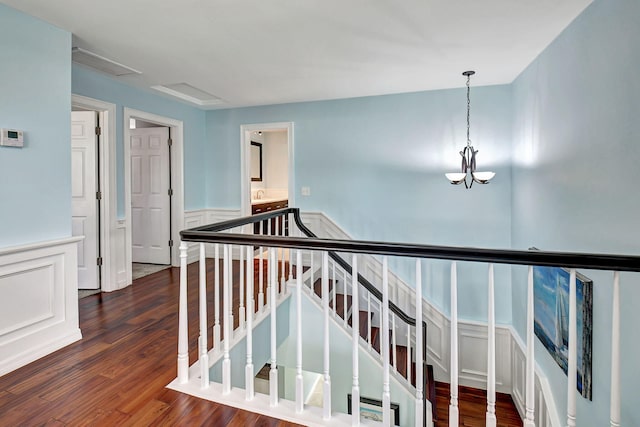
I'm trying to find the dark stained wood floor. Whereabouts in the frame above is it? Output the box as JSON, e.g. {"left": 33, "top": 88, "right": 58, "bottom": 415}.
{"left": 0, "top": 260, "right": 522, "bottom": 426}
{"left": 434, "top": 382, "right": 523, "bottom": 427}
{"left": 0, "top": 261, "right": 301, "bottom": 427}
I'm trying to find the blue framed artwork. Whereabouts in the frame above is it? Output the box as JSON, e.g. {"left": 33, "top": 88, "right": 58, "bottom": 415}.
{"left": 533, "top": 265, "right": 593, "bottom": 400}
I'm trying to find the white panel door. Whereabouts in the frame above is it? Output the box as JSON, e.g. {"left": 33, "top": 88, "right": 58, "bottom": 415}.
{"left": 71, "top": 111, "right": 99, "bottom": 289}
{"left": 130, "top": 127, "right": 171, "bottom": 264}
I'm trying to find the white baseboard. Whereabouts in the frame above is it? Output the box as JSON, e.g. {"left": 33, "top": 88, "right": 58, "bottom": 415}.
{"left": 0, "top": 237, "right": 83, "bottom": 376}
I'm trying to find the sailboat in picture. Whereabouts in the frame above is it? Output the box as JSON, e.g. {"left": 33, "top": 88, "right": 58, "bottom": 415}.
{"left": 553, "top": 276, "right": 569, "bottom": 371}
{"left": 532, "top": 264, "right": 593, "bottom": 400}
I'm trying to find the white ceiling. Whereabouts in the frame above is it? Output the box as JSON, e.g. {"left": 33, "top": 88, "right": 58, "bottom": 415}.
{"left": 2, "top": 0, "right": 592, "bottom": 109}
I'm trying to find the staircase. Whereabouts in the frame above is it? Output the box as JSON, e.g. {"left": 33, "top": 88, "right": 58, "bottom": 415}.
{"left": 174, "top": 207, "right": 551, "bottom": 426}
{"left": 311, "top": 276, "right": 437, "bottom": 418}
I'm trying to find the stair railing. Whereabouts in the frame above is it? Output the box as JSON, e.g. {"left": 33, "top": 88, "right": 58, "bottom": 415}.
{"left": 294, "top": 214, "right": 432, "bottom": 422}
{"left": 178, "top": 207, "right": 640, "bottom": 427}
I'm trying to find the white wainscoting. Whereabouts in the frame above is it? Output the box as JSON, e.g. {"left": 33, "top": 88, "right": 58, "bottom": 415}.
{"left": 115, "top": 220, "right": 128, "bottom": 289}
{"left": 0, "top": 237, "right": 83, "bottom": 376}
{"left": 184, "top": 209, "right": 242, "bottom": 262}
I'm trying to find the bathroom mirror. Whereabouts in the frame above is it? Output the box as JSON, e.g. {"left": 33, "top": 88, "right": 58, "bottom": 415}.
{"left": 250, "top": 141, "right": 263, "bottom": 182}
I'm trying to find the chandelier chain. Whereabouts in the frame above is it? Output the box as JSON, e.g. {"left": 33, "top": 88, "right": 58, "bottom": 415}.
{"left": 466, "top": 74, "right": 471, "bottom": 147}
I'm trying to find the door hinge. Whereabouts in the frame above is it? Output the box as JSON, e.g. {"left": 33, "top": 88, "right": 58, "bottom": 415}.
{"left": 168, "top": 240, "right": 174, "bottom": 247}
{"left": 96, "top": 191, "right": 102, "bottom": 200}
{"left": 168, "top": 138, "right": 173, "bottom": 147}
{"left": 168, "top": 189, "right": 174, "bottom": 197}
{"left": 95, "top": 126, "right": 101, "bottom": 136}
{"left": 97, "top": 257, "right": 103, "bottom": 266}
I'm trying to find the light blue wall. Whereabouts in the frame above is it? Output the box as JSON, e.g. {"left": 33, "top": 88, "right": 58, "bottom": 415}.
{"left": 0, "top": 5, "right": 71, "bottom": 248}
{"left": 511, "top": 0, "right": 640, "bottom": 424}
{"left": 207, "top": 86, "right": 514, "bottom": 323}
{"left": 72, "top": 65, "right": 208, "bottom": 216}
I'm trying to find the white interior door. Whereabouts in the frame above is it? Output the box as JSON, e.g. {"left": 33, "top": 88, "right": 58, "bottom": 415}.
{"left": 130, "top": 127, "right": 171, "bottom": 264}
{"left": 71, "top": 111, "right": 99, "bottom": 290}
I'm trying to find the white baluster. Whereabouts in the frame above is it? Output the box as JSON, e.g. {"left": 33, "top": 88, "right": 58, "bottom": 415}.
{"left": 367, "top": 292, "right": 372, "bottom": 349}
{"left": 351, "top": 254, "right": 360, "bottom": 426}
{"left": 343, "top": 269, "right": 348, "bottom": 327}
{"left": 449, "top": 261, "right": 459, "bottom": 427}
{"left": 382, "top": 257, "right": 392, "bottom": 426}
{"left": 407, "top": 325, "right": 411, "bottom": 382}
{"left": 310, "top": 252, "right": 315, "bottom": 297}
{"left": 266, "top": 244, "right": 272, "bottom": 309}
{"left": 199, "top": 243, "right": 210, "bottom": 389}
{"left": 567, "top": 269, "right": 577, "bottom": 427}
{"left": 392, "top": 315, "right": 397, "bottom": 372}
{"left": 222, "top": 244, "right": 231, "bottom": 394}
{"left": 245, "top": 246, "right": 255, "bottom": 401}
{"left": 288, "top": 220, "right": 294, "bottom": 283}
{"left": 610, "top": 271, "right": 621, "bottom": 427}
{"left": 228, "top": 245, "right": 234, "bottom": 335}
{"left": 524, "top": 266, "right": 535, "bottom": 427}
{"left": 415, "top": 259, "right": 426, "bottom": 427}
{"left": 486, "top": 264, "right": 496, "bottom": 427}
{"left": 274, "top": 218, "right": 280, "bottom": 294}
{"left": 295, "top": 250, "right": 304, "bottom": 414}
{"left": 332, "top": 260, "right": 337, "bottom": 316}
{"left": 269, "top": 247, "right": 279, "bottom": 407}
{"left": 258, "top": 222, "right": 265, "bottom": 312}
{"left": 239, "top": 246, "right": 245, "bottom": 331}
{"left": 322, "top": 251, "right": 332, "bottom": 420}
{"left": 213, "top": 244, "right": 221, "bottom": 350}
{"left": 178, "top": 242, "right": 189, "bottom": 384}
{"left": 280, "top": 240, "right": 286, "bottom": 295}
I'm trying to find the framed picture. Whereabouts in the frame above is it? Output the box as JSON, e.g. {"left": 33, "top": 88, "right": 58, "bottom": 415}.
{"left": 533, "top": 265, "right": 593, "bottom": 400}
{"left": 347, "top": 394, "right": 400, "bottom": 426}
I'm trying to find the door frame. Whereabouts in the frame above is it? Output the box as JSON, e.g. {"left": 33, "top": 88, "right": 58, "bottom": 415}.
{"left": 71, "top": 94, "right": 116, "bottom": 291}
{"left": 124, "top": 108, "right": 184, "bottom": 278}
{"left": 240, "top": 122, "right": 295, "bottom": 217}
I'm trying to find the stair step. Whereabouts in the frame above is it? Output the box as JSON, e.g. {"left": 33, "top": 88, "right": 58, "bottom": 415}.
{"left": 312, "top": 278, "right": 335, "bottom": 298}
{"left": 329, "top": 293, "right": 352, "bottom": 320}
{"left": 310, "top": 286, "right": 437, "bottom": 414}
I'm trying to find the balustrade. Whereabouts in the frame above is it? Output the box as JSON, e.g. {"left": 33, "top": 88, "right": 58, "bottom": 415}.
{"left": 175, "top": 207, "right": 639, "bottom": 427}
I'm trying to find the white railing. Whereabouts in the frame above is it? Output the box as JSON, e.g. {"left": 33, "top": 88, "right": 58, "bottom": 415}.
{"left": 175, "top": 207, "right": 639, "bottom": 427}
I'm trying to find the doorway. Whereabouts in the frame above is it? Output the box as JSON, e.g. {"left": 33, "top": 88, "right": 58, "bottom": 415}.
{"left": 240, "top": 122, "right": 295, "bottom": 218}
{"left": 124, "top": 109, "right": 185, "bottom": 284}
{"left": 129, "top": 120, "right": 171, "bottom": 270}
{"left": 72, "top": 95, "right": 117, "bottom": 292}
{"left": 71, "top": 110, "right": 100, "bottom": 291}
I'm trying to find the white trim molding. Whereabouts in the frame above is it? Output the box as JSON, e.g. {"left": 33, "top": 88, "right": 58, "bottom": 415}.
{"left": 0, "top": 237, "right": 83, "bottom": 376}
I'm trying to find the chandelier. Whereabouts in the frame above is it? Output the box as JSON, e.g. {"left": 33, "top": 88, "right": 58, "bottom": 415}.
{"left": 445, "top": 71, "right": 495, "bottom": 188}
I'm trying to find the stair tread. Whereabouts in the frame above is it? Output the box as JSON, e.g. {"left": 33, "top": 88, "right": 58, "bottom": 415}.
{"left": 329, "top": 293, "right": 352, "bottom": 320}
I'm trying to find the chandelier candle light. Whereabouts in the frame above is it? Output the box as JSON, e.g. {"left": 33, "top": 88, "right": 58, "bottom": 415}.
{"left": 445, "top": 71, "right": 495, "bottom": 188}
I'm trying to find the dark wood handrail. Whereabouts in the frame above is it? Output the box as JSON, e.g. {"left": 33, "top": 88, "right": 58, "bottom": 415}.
{"left": 181, "top": 207, "right": 640, "bottom": 272}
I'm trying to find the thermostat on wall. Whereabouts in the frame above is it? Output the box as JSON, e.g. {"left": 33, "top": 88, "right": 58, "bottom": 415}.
{"left": 0, "top": 128, "right": 24, "bottom": 147}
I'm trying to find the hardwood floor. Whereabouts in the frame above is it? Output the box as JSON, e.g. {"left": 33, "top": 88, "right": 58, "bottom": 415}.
{"left": 0, "top": 262, "right": 300, "bottom": 427}
{"left": 0, "top": 260, "right": 522, "bottom": 426}
{"left": 434, "top": 382, "right": 522, "bottom": 427}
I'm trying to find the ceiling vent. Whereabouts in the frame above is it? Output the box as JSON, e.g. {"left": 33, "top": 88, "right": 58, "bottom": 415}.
{"left": 151, "top": 83, "right": 224, "bottom": 107}
{"left": 72, "top": 47, "right": 142, "bottom": 77}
